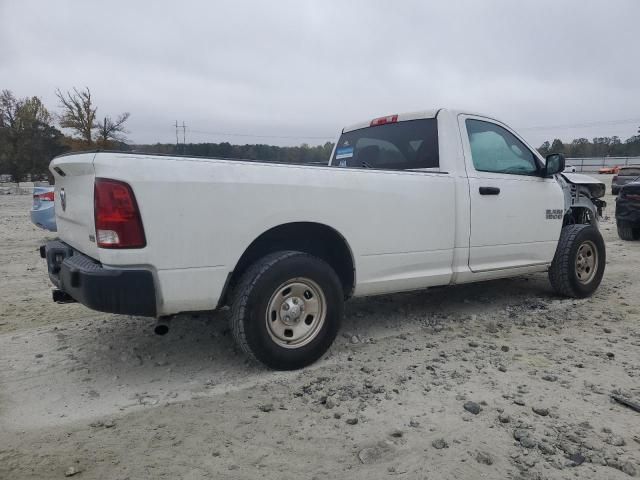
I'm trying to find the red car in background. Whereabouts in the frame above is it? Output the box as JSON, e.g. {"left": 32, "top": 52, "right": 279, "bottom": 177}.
{"left": 599, "top": 165, "right": 621, "bottom": 174}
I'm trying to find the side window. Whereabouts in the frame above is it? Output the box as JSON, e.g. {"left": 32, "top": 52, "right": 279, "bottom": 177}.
{"left": 466, "top": 119, "right": 539, "bottom": 175}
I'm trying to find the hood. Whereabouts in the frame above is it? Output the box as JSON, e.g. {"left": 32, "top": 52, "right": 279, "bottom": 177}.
{"left": 560, "top": 172, "right": 603, "bottom": 184}
{"left": 560, "top": 172, "right": 606, "bottom": 198}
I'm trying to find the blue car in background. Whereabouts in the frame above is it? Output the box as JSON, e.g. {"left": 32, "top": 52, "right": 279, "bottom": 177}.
{"left": 30, "top": 186, "right": 57, "bottom": 231}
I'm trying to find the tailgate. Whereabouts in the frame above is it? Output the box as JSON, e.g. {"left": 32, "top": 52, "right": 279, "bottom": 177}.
{"left": 50, "top": 153, "right": 99, "bottom": 259}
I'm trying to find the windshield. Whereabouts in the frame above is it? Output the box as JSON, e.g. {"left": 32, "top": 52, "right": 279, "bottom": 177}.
{"left": 331, "top": 119, "right": 439, "bottom": 170}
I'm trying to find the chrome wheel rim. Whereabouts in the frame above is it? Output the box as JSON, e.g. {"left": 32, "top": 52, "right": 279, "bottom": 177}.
{"left": 575, "top": 240, "right": 598, "bottom": 284}
{"left": 265, "top": 278, "right": 326, "bottom": 348}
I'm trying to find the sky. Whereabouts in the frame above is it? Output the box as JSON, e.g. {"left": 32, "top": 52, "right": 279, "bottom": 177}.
{"left": 1, "top": 0, "right": 639, "bottom": 147}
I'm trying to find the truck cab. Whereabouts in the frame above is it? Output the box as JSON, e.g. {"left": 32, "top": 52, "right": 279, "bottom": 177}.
{"left": 331, "top": 109, "right": 570, "bottom": 276}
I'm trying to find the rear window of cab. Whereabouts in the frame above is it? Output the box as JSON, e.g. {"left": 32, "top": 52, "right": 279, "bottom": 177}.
{"left": 331, "top": 119, "right": 439, "bottom": 171}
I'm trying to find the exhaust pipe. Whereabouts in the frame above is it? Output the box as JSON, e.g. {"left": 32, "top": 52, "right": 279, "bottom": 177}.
{"left": 154, "top": 316, "right": 171, "bottom": 336}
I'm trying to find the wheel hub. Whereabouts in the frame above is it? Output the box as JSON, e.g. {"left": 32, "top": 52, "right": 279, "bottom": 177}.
{"left": 575, "top": 240, "right": 598, "bottom": 284}
{"left": 280, "top": 297, "right": 304, "bottom": 325}
{"left": 265, "top": 278, "right": 327, "bottom": 348}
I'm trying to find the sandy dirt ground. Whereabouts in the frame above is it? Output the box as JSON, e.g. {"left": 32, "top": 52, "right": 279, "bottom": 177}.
{"left": 1, "top": 176, "right": 639, "bottom": 479}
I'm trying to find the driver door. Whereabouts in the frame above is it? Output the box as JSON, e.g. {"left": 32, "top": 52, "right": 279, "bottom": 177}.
{"left": 459, "top": 115, "right": 564, "bottom": 272}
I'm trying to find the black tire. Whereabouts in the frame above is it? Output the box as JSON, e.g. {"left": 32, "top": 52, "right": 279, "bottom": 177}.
{"left": 549, "top": 224, "right": 606, "bottom": 298}
{"left": 230, "top": 251, "right": 343, "bottom": 370}
{"left": 617, "top": 221, "right": 640, "bottom": 241}
{"left": 612, "top": 187, "right": 619, "bottom": 196}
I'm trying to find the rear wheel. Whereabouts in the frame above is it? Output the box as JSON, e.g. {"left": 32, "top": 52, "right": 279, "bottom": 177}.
{"left": 230, "top": 251, "right": 343, "bottom": 370}
{"left": 549, "top": 224, "right": 606, "bottom": 298}
{"left": 617, "top": 221, "right": 640, "bottom": 241}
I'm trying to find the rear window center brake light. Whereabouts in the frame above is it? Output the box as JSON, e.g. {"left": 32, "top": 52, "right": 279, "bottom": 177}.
{"left": 94, "top": 178, "right": 146, "bottom": 248}
{"left": 370, "top": 114, "right": 398, "bottom": 127}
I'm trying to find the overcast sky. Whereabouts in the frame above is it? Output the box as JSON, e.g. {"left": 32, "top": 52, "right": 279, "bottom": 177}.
{"left": 1, "top": 0, "right": 639, "bottom": 147}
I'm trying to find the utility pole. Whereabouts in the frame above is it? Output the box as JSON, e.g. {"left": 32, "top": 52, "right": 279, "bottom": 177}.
{"left": 174, "top": 120, "right": 187, "bottom": 153}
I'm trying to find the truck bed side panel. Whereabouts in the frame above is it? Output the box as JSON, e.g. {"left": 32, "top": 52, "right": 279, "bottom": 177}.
{"left": 92, "top": 154, "right": 457, "bottom": 314}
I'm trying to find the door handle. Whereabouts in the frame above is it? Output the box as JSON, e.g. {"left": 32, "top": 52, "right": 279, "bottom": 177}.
{"left": 479, "top": 186, "right": 500, "bottom": 195}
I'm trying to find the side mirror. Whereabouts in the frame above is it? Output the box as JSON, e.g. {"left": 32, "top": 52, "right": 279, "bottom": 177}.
{"left": 545, "top": 153, "right": 565, "bottom": 176}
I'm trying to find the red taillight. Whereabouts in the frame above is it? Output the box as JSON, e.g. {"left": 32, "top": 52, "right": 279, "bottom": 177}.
{"left": 370, "top": 114, "right": 398, "bottom": 127}
{"left": 34, "top": 191, "right": 55, "bottom": 201}
{"left": 94, "top": 178, "right": 146, "bottom": 248}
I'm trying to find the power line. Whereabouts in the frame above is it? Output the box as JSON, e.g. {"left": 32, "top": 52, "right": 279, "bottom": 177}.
{"left": 519, "top": 118, "right": 640, "bottom": 132}
{"left": 188, "top": 129, "right": 334, "bottom": 141}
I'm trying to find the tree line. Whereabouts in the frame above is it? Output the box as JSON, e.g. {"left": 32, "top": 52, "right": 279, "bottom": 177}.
{"left": 0, "top": 85, "right": 332, "bottom": 181}
{"left": 2, "top": 86, "right": 640, "bottom": 182}
{"left": 139, "top": 132, "right": 640, "bottom": 165}
{"left": 0, "top": 87, "right": 130, "bottom": 182}
{"left": 133, "top": 141, "right": 335, "bottom": 164}
{"left": 537, "top": 135, "right": 640, "bottom": 158}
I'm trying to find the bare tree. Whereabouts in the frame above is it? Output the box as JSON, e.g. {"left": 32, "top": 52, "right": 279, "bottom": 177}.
{"left": 55, "top": 87, "right": 97, "bottom": 145}
{"left": 95, "top": 112, "right": 130, "bottom": 147}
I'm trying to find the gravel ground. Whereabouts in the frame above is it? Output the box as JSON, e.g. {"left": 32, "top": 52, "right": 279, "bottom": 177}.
{"left": 1, "top": 176, "right": 639, "bottom": 479}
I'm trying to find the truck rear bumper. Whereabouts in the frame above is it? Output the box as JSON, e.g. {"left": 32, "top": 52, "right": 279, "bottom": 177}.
{"left": 41, "top": 240, "right": 157, "bottom": 317}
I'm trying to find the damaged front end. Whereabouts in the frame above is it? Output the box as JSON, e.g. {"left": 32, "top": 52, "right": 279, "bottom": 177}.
{"left": 558, "top": 172, "right": 607, "bottom": 225}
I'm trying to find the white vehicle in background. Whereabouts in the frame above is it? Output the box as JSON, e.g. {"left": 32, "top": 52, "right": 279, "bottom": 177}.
{"left": 564, "top": 164, "right": 577, "bottom": 173}
{"left": 41, "top": 109, "right": 607, "bottom": 369}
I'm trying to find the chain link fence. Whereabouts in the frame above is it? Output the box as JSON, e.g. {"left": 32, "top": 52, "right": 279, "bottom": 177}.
{"left": 566, "top": 157, "right": 640, "bottom": 173}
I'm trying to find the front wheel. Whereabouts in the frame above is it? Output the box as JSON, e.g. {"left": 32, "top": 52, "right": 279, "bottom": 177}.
{"left": 548, "top": 224, "right": 606, "bottom": 298}
{"left": 230, "top": 251, "right": 343, "bottom": 370}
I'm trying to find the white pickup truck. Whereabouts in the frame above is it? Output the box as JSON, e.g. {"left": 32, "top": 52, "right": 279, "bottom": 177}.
{"left": 42, "top": 109, "right": 607, "bottom": 369}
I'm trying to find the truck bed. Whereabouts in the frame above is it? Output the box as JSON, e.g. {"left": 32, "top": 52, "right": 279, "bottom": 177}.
{"left": 51, "top": 151, "right": 457, "bottom": 315}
